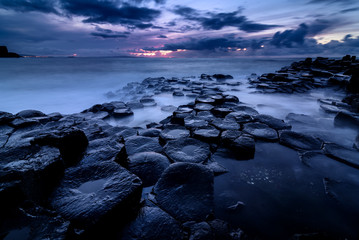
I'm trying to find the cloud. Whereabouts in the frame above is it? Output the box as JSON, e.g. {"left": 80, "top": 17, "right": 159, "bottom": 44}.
{"left": 91, "top": 26, "right": 130, "bottom": 39}
{"left": 0, "top": 0, "right": 58, "bottom": 14}
{"left": 340, "top": 7, "right": 359, "bottom": 13}
{"left": 308, "top": 0, "right": 356, "bottom": 4}
{"left": 157, "top": 34, "right": 167, "bottom": 38}
{"left": 172, "top": 5, "right": 279, "bottom": 33}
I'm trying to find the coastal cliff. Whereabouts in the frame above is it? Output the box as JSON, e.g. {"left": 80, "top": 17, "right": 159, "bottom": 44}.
{"left": 0, "top": 46, "right": 21, "bottom": 58}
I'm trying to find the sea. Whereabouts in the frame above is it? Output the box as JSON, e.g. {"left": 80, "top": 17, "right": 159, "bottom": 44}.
{"left": 1, "top": 57, "right": 359, "bottom": 239}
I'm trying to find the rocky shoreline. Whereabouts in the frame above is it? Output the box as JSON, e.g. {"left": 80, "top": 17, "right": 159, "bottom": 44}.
{"left": 1, "top": 56, "right": 359, "bottom": 240}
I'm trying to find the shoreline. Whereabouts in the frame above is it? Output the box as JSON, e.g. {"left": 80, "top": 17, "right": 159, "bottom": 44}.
{"left": 1, "top": 55, "right": 359, "bottom": 239}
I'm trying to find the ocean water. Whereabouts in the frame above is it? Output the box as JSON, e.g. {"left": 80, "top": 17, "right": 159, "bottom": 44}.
{"left": 0, "top": 57, "right": 297, "bottom": 114}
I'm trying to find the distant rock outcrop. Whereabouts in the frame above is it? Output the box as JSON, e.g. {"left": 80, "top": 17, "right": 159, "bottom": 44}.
{"left": 0, "top": 46, "right": 21, "bottom": 58}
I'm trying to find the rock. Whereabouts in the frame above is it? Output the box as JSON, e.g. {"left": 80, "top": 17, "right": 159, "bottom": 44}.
{"left": 229, "top": 134, "right": 255, "bottom": 160}
{"left": 204, "top": 159, "right": 228, "bottom": 176}
{"left": 347, "top": 69, "right": 359, "bottom": 93}
{"left": 138, "top": 128, "right": 162, "bottom": 137}
{"left": 173, "top": 91, "right": 185, "bottom": 97}
{"left": 195, "top": 103, "right": 214, "bottom": 111}
{"left": 254, "top": 114, "right": 291, "bottom": 130}
{"left": 0, "top": 111, "right": 15, "bottom": 125}
{"left": 196, "top": 96, "right": 216, "bottom": 105}
{"left": 121, "top": 206, "right": 183, "bottom": 240}
{"left": 0, "top": 205, "right": 70, "bottom": 240}
{"left": 334, "top": 111, "right": 359, "bottom": 128}
{"left": 354, "top": 134, "right": 359, "bottom": 150}
{"left": 211, "top": 118, "right": 240, "bottom": 131}
{"left": 231, "top": 105, "right": 258, "bottom": 115}
{"left": 51, "top": 162, "right": 142, "bottom": 230}
{"left": 243, "top": 122, "right": 278, "bottom": 141}
{"left": 225, "top": 112, "right": 253, "bottom": 124}
{"left": 126, "top": 101, "right": 144, "bottom": 109}
{"left": 185, "top": 116, "right": 209, "bottom": 129}
{"left": 323, "top": 143, "right": 359, "bottom": 169}
{"left": 0, "top": 125, "right": 13, "bottom": 147}
{"left": 112, "top": 107, "right": 134, "bottom": 118}
{"left": 161, "top": 105, "right": 177, "bottom": 112}
{"left": 213, "top": 74, "right": 233, "bottom": 80}
{"left": 154, "top": 162, "right": 214, "bottom": 222}
{"left": 0, "top": 46, "right": 20, "bottom": 58}
{"left": 16, "top": 110, "right": 46, "bottom": 118}
{"left": 164, "top": 137, "right": 211, "bottom": 163}
{"left": 212, "top": 107, "right": 232, "bottom": 118}
{"left": 220, "top": 130, "right": 242, "bottom": 145}
{"left": 224, "top": 95, "right": 240, "bottom": 103}
{"left": 279, "top": 131, "right": 322, "bottom": 151}
{"left": 140, "top": 97, "right": 157, "bottom": 107}
{"left": 126, "top": 152, "right": 171, "bottom": 187}
{"left": 286, "top": 113, "right": 318, "bottom": 126}
{"left": 32, "top": 127, "right": 88, "bottom": 166}
{"left": 159, "top": 125, "right": 190, "bottom": 143}
{"left": 10, "top": 117, "right": 39, "bottom": 128}
{"left": 187, "top": 222, "right": 214, "bottom": 240}
{"left": 1, "top": 146, "right": 64, "bottom": 202}
{"left": 124, "top": 136, "right": 162, "bottom": 156}
{"left": 208, "top": 219, "right": 231, "bottom": 240}
{"left": 193, "top": 126, "right": 221, "bottom": 143}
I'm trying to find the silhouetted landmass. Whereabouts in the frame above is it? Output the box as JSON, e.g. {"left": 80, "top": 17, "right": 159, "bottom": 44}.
{"left": 0, "top": 46, "right": 21, "bottom": 58}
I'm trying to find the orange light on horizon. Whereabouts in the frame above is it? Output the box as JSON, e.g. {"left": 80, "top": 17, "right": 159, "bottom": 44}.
{"left": 129, "top": 48, "right": 187, "bottom": 57}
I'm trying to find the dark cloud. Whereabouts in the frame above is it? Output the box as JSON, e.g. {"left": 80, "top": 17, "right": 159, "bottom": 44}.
{"left": 308, "top": 0, "right": 355, "bottom": 4}
{"left": 61, "top": 0, "right": 161, "bottom": 27}
{"left": 0, "top": 0, "right": 58, "bottom": 14}
{"left": 91, "top": 26, "right": 130, "bottom": 39}
{"left": 340, "top": 7, "right": 359, "bottom": 13}
{"left": 172, "top": 5, "right": 279, "bottom": 33}
{"left": 157, "top": 35, "right": 167, "bottom": 38}
{"left": 91, "top": 32, "right": 128, "bottom": 38}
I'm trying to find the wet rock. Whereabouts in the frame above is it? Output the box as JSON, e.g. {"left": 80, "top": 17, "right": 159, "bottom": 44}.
{"left": 112, "top": 107, "right": 134, "bottom": 118}
{"left": 231, "top": 105, "right": 258, "bottom": 115}
{"left": 334, "top": 111, "right": 359, "bottom": 128}
{"left": 121, "top": 206, "right": 183, "bottom": 240}
{"left": 323, "top": 143, "right": 359, "bottom": 169}
{"left": 32, "top": 127, "right": 88, "bottom": 166}
{"left": 279, "top": 131, "right": 322, "bottom": 151}
{"left": 354, "top": 134, "right": 359, "bottom": 150}
{"left": 204, "top": 159, "right": 228, "bottom": 176}
{"left": 173, "top": 91, "right": 185, "bottom": 97}
{"left": 195, "top": 103, "right": 214, "bottom": 111}
{"left": 126, "top": 152, "right": 171, "bottom": 187}
{"left": 254, "top": 114, "right": 291, "bottom": 130}
{"left": 124, "top": 136, "right": 162, "bottom": 156}
{"left": 184, "top": 116, "right": 209, "bottom": 129}
{"left": 140, "top": 97, "right": 157, "bottom": 107}
{"left": 160, "top": 125, "right": 190, "bottom": 143}
{"left": 196, "top": 96, "right": 216, "bottom": 105}
{"left": 213, "top": 74, "right": 233, "bottom": 80}
{"left": 186, "top": 221, "right": 214, "bottom": 240}
{"left": 197, "top": 111, "right": 216, "bottom": 121}
{"left": 211, "top": 118, "right": 240, "bottom": 131}
{"left": 220, "top": 130, "right": 242, "bottom": 145}
{"left": 225, "top": 112, "right": 253, "bottom": 124}
{"left": 212, "top": 107, "right": 232, "bottom": 118}
{"left": 126, "top": 100, "right": 144, "bottom": 109}
{"left": 161, "top": 105, "right": 177, "bottom": 112}
{"left": 286, "top": 113, "right": 318, "bottom": 126}
{"left": 0, "top": 111, "right": 15, "bottom": 125}
{"left": 208, "top": 219, "right": 231, "bottom": 240}
{"left": 320, "top": 104, "right": 341, "bottom": 114}
{"left": 10, "top": 117, "right": 39, "bottom": 128}
{"left": 243, "top": 122, "right": 278, "bottom": 141}
{"left": 1, "top": 146, "right": 64, "bottom": 202}
{"left": 229, "top": 134, "right": 255, "bottom": 160}
{"left": 224, "top": 95, "right": 240, "bottom": 103}
{"left": 193, "top": 126, "right": 221, "bottom": 143}
{"left": 0, "top": 205, "right": 70, "bottom": 240}
{"left": 16, "top": 110, "right": 46, "bottom": 118}
{"left": 154, "top": 162, "right": 214, "bottom": 222}
{"left": 138, "top": 128, "right": 162, "bottom": 137}
{"left": 51, "top": 162, "right": 142, "bottom": 230}
{"left": 0, "top": 125, "right": 13, "bottom": 147}
{"left": 164, "top": 137, "right": 211, "bottom": 163}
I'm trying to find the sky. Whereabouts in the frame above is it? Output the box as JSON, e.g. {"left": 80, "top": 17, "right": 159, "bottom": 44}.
{"left": 0, "top": 0, "right": 359, "bottom": 57}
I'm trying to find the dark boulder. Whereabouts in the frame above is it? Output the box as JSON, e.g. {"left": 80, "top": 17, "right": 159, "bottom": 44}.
{"left": 16, "top": 110, "right": 47, "bottom": 118}
{"left": 225, "top": 112, "right": 253, "bottom": 124}
{"left": 213, "top": 74, "right": 233, "bottom": 80}
{"left": 112, "top": 107, "right": 134, "bottom": 118}
{"left": 211, "top": 118, "right": 240, "bottom": 131}
{"left": 138, "top": 128, "right": 162, "bottom": 137}
{"left": 347, "top": 69, "right": 359, "bottom": 93}
{"left": 229, "top": 134, "right": 255, "bottom": 160}
{"left": 334, "top": 111, "right": 359, "bottom": 129}
{"left": 51, "top": 162, "right": 142, "bottom": 231}
{"left": 243, "top": 122, "right": 278, "bottom": 141}
{"left": 0, "top": 111, "right": 15, "bottom": 125}
{"left": 185, "top": 221, "right": 214, "bottom": 240}
{"left": 154, "top": 162, "right": 214, "bottom": 222}
{"left": 195, "top": 103, "right": 214, "bottom": 111}
{"left": 32, "top": 127, "right": 88, "bottom": 166}
{"left": 124, "top": 136, "right": 162, "bottom": 156}
{"left": 159, "top": 125, "right": 190, "bottom": 143}
{"left": 231, "top": 106, "right": 258, "bottom": 115}
{"left": 220, "top": 130, "right": 242, "bottom": 145}
{"left": 279, "top": 131, "right": 322, "bottom": 151}
{"left": 164, "top": 137, "right": 211, "bottom": 163}
{"left": 323, "top": 143, "right": 359, "bottom": 169}
{"left": 254, "top": 114, "right": 291, "bottom": 130}
{"left": 0, "top": 46, "right": 20, "bottom": 58}
{"left": 193, "top": 126, "right": 221, "bottom": 143}
{"left": 10, "top": 117, "right": 39, "bottom": 128}
{"left": 212, "top": 107, "right": 232, "bottom": 118}
{"left": 126, "top": 152, "right": 171, "bottom": 187}
{"left": 140, "top": 97, "right": 157, "bottom": 107}
{"left": 121, "top": 206, "right": 183, "bottom": 240}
